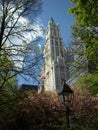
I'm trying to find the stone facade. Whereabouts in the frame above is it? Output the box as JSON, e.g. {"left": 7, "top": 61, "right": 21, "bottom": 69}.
{"left": 39, "top": 18, "right": 88, "bottom": 93}
{"left": 42, "top": 18, "right": 66, "bottom": 92}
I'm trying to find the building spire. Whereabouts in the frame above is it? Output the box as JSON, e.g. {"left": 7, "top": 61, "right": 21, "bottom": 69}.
{"left": 49, "top": 17, "right": 55, "bottom": 24}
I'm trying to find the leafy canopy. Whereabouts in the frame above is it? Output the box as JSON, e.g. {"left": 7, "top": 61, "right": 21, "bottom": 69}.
{"left": 69, "top": 0, "right": 98, "bottom": 71}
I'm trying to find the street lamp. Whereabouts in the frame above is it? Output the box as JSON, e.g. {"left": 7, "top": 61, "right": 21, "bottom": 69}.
{"left": 59, "top": 81, "right": 73, "bottom": 130}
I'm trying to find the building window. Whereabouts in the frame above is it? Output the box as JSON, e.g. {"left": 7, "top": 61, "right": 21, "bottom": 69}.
{"left": 60, "top": 42, "right": 62, "bottom": 46}
{"left": 55, "top": 40, "right": 58, "bottom": 46}
{"left": 56, "top": 47, "right": 59, "bottom": 56}
{"left": 51, "top": 39, "right": 54, "bottom": 45}
{"left": 60, "top": 67, "right": 65, "bottom": 72}
{"left": 54, "top": 30, "right": 57, "bottom": 36}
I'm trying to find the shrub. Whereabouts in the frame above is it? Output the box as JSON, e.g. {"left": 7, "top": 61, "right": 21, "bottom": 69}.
{"left": 75, "top": 73, "right": 98, "bottom": 96}
{"left": 70, "top": 86, "right": 98, "bottom": 130}
{"left": 8, "top": 92, "right": 66, "bottom": 130}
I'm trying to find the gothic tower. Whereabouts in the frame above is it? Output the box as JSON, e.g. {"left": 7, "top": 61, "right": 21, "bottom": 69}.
{"left": 43, "top": 17, "right": 66, "bottom": 92}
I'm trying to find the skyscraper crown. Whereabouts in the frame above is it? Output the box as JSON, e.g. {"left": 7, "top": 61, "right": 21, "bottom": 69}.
{"left": 49, "top": 17, "right": 55, "bottom": 24}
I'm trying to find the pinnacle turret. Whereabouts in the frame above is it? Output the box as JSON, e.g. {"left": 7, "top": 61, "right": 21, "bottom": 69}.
{"left": 49, "top": 17, "right": 55, "bottom": 24}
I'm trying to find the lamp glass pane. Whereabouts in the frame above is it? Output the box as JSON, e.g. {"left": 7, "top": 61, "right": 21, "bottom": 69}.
{"left": 63, "top": 93, "right": 73, "bottom": 104}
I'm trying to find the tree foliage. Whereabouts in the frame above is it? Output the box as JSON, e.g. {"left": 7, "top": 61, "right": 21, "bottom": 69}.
{"left": 1, "top": 92, "right": 66, "bottom": 130}
{"left": 0, "top": 90, "right": 97, "bottom": 130}
{"left": 0, "top": 87, "right": 29, "bottom": 130}
{"left": 74, "top": 73, "right": 98, "bottom": 97}
{"left": 69, "top": 0, "right": 98, "bottom": 72}
{"left": 71, "top": 87, "right": 98, "bottom": 130}
{"left": 0, "top": 0, "right": 43, "bottom": 128}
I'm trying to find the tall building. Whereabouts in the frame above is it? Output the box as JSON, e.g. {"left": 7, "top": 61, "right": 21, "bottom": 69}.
{"left": 38, "top": 18, "right": 88, "bottom": 93}
{"left": 66, "top": 38, "right": 88, "bottom": 84}
{"left": 42, "top": 17, "right": 66, "bottom": 92}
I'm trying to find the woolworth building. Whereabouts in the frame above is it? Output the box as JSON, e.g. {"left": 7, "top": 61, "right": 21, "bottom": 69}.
{"left": 40, "top": 17, "right": 67, "bottom": 92}
{"left": 38, "top": 17, "right": 87, "bottom": 93}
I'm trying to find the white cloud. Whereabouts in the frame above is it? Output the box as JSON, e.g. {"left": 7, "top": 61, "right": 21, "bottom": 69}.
{"left": 0, "top": 4, "right": 44, "bottom": 72}
{"left": 23, "top": 18, "right": 44, "bottom": 42}
{"left": 17, "top": 15, "right": 29, "bottom": 26}
{"left": 5, "top": 14, "right": 44, "bottom": 69}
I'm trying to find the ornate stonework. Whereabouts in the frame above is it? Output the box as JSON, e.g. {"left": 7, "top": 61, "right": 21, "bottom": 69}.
{"left": 42, "top": 18, "right": 66, "bottom": 92}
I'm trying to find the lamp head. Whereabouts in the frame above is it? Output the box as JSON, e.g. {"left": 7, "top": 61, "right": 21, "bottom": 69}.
{"left": 59, "top": 82, "right": 73, "bottom": 104}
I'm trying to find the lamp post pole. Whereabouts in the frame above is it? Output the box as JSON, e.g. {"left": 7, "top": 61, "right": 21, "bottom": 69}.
{"left": 65, "top": 106, "right": 70, "bottom": 130}
{"left": 59, "top": 80, "right": 73, "bottom": 130}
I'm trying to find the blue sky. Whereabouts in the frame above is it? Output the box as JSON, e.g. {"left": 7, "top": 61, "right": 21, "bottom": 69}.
{"left": 39, "top": 0, "right": 75, "bottom": 47}
{"left": 18, "top": 0, "right": 75, "bottom": 85}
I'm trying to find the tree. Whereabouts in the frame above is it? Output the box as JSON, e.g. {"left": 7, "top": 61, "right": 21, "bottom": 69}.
{"left": 0, "top": 0, "right": 43, "bottom": 87}
{"left": 0, "top": 1, "right": 44, "bottom": 129}
{"left": 69, "top": 0, "right": 98, "bottom": 72}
